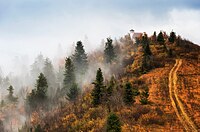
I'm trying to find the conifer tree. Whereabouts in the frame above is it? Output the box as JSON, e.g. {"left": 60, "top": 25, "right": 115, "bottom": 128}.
{"left": 168, "top": 31, "right": 176, "bottom": 43}
{"left": 152, "top": 31, "right": 157, "bottom": 42}
{"left": 106, "top": 113, "right": 121, "bottom": 132}
{"left": 107, "top": 76, "right": 115, "bottom": 97}
{"left": 72, "top": 41, "right": 88, "bottom": 75}
{"left": 104, "top": 38, "right": 116, "bottom": 63}
{"left": 27, "top": 73, "right": 48, "bottom": 110}
{"left": 91, "top": 68, "right": 104, "bottom": 106}
{"left": 7, "top": 85, "right": 17, "bottom": 102}
{"left": 123, "top": 82, "right": 135, "bottom": 105}
{"left": 142, "top": 33, "right": 152, "bottom": 56}
{"left": 157, "top": 31, "right": 165, "bottom": 44}
{"left": 43, "top": 58, "right": 56, "bottom": 96}
{"left": 63, "top": 57, "right": 75, "bottom": 93}
{"left": 67, "top": 83, "right": 79, "bottom": 102}
{"left": 36, "top": 73, "right": 48, "bottom": 101}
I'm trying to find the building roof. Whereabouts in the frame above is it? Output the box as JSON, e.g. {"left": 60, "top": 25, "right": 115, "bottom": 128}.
{"left": 132, "top": 33, "right": 142, "bottom": 38}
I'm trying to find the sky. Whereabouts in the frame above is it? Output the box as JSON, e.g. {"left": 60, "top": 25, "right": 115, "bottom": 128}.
{"left": 0, "top": 0, "right": 200, "bottom": 74}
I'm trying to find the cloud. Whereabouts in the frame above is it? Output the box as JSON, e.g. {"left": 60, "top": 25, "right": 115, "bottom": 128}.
{"left": 0, "top": 0, "right": 199, "bottom": 74}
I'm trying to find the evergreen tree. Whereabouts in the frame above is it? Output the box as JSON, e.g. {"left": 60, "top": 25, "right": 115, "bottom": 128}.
{"left": 67, "top": 83, "right": 79, "bottom": 102}
{"left": 106, "top": 113, "right": 121, "bottom": 132}
{"left": 123, "top": 82, "right": 135, "bottom": 105}
{"left": 168, "top": 31, "right": 176, "bottom": 43}
{"left": 27, "top": 73, "right": 48, "bottom": 110}
{"left": 142, "top": 33, "right": 152, "bottom": 56}
{"left": 7, "top": 85, "right": 14, "bottom": 98}
{"left": 36, "top": 73, "right": 48, "bottom": 101}
{"left": 152, "top": 31, "right": 157, "bottom": 42}
{"left": 7, "top": 85, "right": 17, "bottom": 102}
{"left": 104, "top": 38, "right": 116, "bottom": 63}
{"left": 157, "top": 31, "right": 165, "bottom": 44}
{"left": 107, "top": 76, "right": 115, "bottom": 97}
{"left": 63, "top": 57, "right": 75, "bottom": 93}
{"left": 31, "top": 54, "right": 44, "bottom": 81}
{"left": 43, "top": 58, "right": 56, "bottom": 96}
{"left": 72, "top": 41, "right": 88, "bottom": 75}
{"left": 91, "top": 68, "right": 104, "bottom": 106}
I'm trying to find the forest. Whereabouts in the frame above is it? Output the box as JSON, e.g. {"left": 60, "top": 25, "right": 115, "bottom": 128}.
{"left": 0, "top": 29, "right": 199, "bottom": 132}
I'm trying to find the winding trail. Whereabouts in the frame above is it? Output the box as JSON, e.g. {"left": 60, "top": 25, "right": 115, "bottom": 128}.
{"left": 169, "top": 59, "right": 198, "bottom": 132}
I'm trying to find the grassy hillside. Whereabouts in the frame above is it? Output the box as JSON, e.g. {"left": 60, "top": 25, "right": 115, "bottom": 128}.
{"left": 20, "top": 31, "right": 200, "bottom": 132}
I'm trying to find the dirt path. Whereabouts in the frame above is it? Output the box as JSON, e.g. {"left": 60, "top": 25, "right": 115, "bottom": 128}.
{"left": 169, "top": 59, "right": 198, "bottom": 132}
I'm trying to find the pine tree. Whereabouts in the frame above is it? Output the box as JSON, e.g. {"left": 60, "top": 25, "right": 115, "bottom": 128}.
{"left": 157, "top": 31, "right": 165, "bottom": 44}
{"left": 67, "top": 83, "right": 79, "bottom": 102}
{"left": 152, "top": 31, "right": 157, "bottom": 42}
{"left": 36, "top": 73, "right": 48, "bottom": 101}
{"left": 104, "top": 38, "right": 116, "bottom": 63}
{"left": 72, "top": 41, "right": 88, "bottom": 75}
{"left": 27, "top": 73, "right": 48, "bottom": 111}
{"left": 91, "top": 68, "right": 104, "bottom": 106}
{"left": 63, "top": 57, "right": 75, "bottom": 93}
{"left": 107, "top": 76, "right": 115, "bottom": 97}
{"left": 7, "top": 85, "right": 14, "bottom": 98}
{"left": 106, "top": 113, "right": 121, "bottom": 132}
{"left": 168, "top": 31, "right": 176, "bottom": 43}
{"left": 142, "top": 33, "right": 152, "bottom": 56}
{"left": 31, "top": 54, "right": 44, "bottom": 81}
{"left": 123, "top": 82, "right": 135, "bottom": 105}
{"left": 43, "top": 58, "right": 56, "bottom": 96}
{"left": 7, "top": 85, "right": 17, "bottom": 102}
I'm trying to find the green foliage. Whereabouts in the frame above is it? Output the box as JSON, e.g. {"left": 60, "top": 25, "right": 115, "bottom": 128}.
{"left": 36, "top": 73, "right": 48, "bottom": 100}
{"left": 104, "top": 38, "right": 116, "bottom": 63}
{"left": 123, "top": 82, "right": 135, "bottom": 105}
{"left": 7, "top": 85, "right": 18, "bottom": 102}
{"left": 63, "top": 57, "right": 76, "bottom": 93}
{"left": 27, "top": 73, "right": 48, "bottom": 110}
{"left": 107, "top": 76, "right": 116, "bottom": 97}
{"left": 67, "top": 83, "right": 79, "bottom": 102}
{"left": 133, "top": 87, "right": 140, "bottom": 96}
{"left": 91, "top": 68, "right": 104, "bottom": 106}
{"left": 168, "top": 31, "right": 176, "bottom": 43}
{"left": 157, "top": 31, "right": 165, "bottom": 44}
{"left": 140, "top": 87, "right": 149, "bottom": 105}
{"left": 43, "top": 58, "right": 56, "bottom": 97}
{"left": 72, "top": 41, "right": 88, "bottom": 75}
{"left": 152, "top": 31, "right": 157, "bottom": 42}
{"left": 142, "top": 33, "right": 152, "bottom": 56}
{"left": 106, "top": 113, "right": 121, "bottom": 132}
{"left": 35, "top": 124, "right": 43, "bottom": 132}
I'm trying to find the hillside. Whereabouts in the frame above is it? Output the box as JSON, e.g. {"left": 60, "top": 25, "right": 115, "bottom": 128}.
{"left": 14, "top": 31, "right": 200, "bottom": 131}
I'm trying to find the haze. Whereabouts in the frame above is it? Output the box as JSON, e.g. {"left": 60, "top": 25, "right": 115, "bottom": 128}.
{"left": 0, "top": 0, "right": 199, "bottom": 74}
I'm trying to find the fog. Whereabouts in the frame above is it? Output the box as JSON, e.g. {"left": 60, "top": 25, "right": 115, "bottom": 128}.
{"left": 0, "top": 0, "right": 199, "bottom": 131}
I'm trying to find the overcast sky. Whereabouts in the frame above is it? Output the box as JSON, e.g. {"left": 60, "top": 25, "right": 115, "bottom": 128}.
{"left": 0, "top": 0, "right": 200, "bottom": 74}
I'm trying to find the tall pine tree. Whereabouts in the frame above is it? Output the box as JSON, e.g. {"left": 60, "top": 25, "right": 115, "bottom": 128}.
{"left": 43, "top": 58, "right": 56, "bottom": 97}
{"left": 142, "top": 33, "right": 152, "bottom": 56}
{"left": 63, "top": 57, "right": 75, "bottom": 94}
{"left": 168, "top": 31, "right": 176, "bottom": 43}
{"left": 104, "top": 38, "right": 116, "bottom": 63}
{"left": 36, "top": 73, "right": 48, "bottom": 101}
{"left": 123, "top": 82, "right": 135, "bottom": 105}
{"left": 72, "top": 41, "right": 88, "bottom": 75}
{"left": 67, "top": 83, "right": 79, "bottom": 102}
{"left": 7, "top": 85, "right": 17, "bottom": 102}
{"left": 157, "top": 31, "right": 165, "bottom": 44}
{"left": 91, "top": 68, "right": 104, "bottom": 106}
{"left": 27, "top": 73, "right": 48, "bottom": 110}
